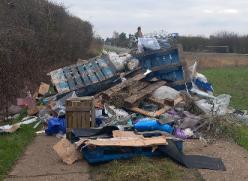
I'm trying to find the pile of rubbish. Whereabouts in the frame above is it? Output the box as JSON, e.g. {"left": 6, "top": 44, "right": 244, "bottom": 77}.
{"left": 2, "top": 38, "right": 247, "bottom": 172}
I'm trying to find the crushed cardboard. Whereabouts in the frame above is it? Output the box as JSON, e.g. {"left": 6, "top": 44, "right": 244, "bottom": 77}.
{"left": 38, "top": 82, "right": 50, "bottom": 95}
{"left": 53, "top": 138, "right": 82, "bottom": 165}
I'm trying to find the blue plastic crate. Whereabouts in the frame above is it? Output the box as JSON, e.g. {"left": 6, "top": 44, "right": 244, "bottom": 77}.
{"left": 136, "top": 48, "right": 185, "bottom": 83}
{"left": 137, "top": 48, "right": 181, "bottom": 70}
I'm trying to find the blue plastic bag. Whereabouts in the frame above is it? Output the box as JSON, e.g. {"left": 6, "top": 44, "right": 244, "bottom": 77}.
{"left": 45, "top": 117, "right": 66, "bottom": 135}
{"left": 193, "top": 78, "right": 213, "bottom": 92}
{"left": 134, "top": 118, "right": 173, "bottom": 134}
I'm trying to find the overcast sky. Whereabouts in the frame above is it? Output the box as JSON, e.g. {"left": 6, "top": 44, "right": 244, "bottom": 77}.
{"left": 52, "top": 0, "right": 248, "bottom": 38}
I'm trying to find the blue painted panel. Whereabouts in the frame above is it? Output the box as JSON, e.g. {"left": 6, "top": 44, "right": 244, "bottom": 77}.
{"left": 97, "top": 59, "right": 115, "bottom": 78}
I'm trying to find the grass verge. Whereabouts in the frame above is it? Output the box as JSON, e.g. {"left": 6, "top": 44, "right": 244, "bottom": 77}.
{"left": 203, "top": 67, "right": 248, "bottom": 150}
{"left": 203, "top": 67, "right": 248, "bottom": 110}
{"left": 0, "top": 114, "right": 37, "bottom": 180}
{"left": 89, "top": 157, "right": 203, "bottom": 181}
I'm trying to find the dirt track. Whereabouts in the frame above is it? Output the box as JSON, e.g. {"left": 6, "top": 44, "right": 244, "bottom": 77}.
{"left": 185, "top": 140, "right": 248, "bottom": 181}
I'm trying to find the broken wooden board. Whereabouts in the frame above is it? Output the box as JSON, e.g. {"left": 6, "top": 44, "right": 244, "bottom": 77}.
{"left": 85, "top": 136, "right": 167, "bottom": 147}
{"left": 128, "top": 106, "right": 170, "bottom": 118}
{"left": 112, "top": 130, "right": 139, "bottom": 138}
{"left": 164, "top": 95, "right": 184, "bottom": 106}
{"left": 124, "top": 81, "right": 166, "bottom": 107}
{"left": 101, "top": 73, "right": 147, "bottom": 99}
{"left": 38, "top": 82, "right": 50, "bottom": 96}
{"left": 53, "top": 138, "right": 82, "bottom": 165}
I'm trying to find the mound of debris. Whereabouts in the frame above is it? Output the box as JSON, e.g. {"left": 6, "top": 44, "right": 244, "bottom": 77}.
{"left": 2, "top": 35, "right": 247, "bottom": 172}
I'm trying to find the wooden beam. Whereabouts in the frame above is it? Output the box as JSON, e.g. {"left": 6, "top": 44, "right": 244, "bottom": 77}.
{"left": 124, "top": 81, "right": 166, "bottom": 107}
{"left": 101, "top": 73, "right": 147, "bottom": 99}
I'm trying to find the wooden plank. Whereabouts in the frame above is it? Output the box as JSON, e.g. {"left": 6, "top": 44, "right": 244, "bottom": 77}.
{"left": 84, "top": 63, "right": 99, "bottom": 84}
{"left": 164, "top": 96, "right": 183, "bottom": 106}
{"left": 128, "top": 106, "right": 170, "bottom": 118}
{"left": 113, "top": 130, "right": 138, "bottom": 138}
{"left": 85, "top": 136, "right": 168, "bottom": 147}
{"left": 101, "top": 73, "right": 147, "bottom": 99}
{"left": 72, "top": 101, "right": 78, "bottom": 128}
{"left": 151, "top": 63, "right": 181, "bottom": 72}
{"left": 67, "top": 78, "right": 76, "bottom": 90}
{"left": 76, "top": 101, "right": 82, "bottom": 128}
{"left": 66, "top": 107, "right": 92, "bottom": 112}
{"left": 147, "top": 97, "right": 165, "bottom": 107}
{"left": 131, "top": 81, "right": 150, "bottom": 93}
{"left": 97, "top": 58, "right": 115, "bottom": 78}
{"left": 78, "top": 65, "right": 91, "bottom": 86}
{"left": 38, "top": 82, "right": 50, "bottom": 95}
{"left": 63, "top": 67, "right": 73, "bottom": 79}
{"left": 124, "top": 81, "right": 166, "bottom": 106}
{"left": 86, "top": 112, "right": 90, "bottom": 128}
{"left": 91, "top": 61, "right": 106, "bottom": 81}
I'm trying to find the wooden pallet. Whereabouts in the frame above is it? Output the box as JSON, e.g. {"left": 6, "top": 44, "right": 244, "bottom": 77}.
{"left": 51, "top": 58, "right": 117, "bottom": 94}
{"left": 101, "top": 73, "right": 147, "bottom": 99}
{"left": 124, "top": 81, "right": 166, "bottom": 107}
{"left": 66, "top": 97, "right": 95, "bottom": 132}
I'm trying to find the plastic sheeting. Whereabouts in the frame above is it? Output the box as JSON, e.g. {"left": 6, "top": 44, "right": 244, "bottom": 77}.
{"left": 152, "top": 86, "right": 180, "bottom": 100}
{"left": 195, "top": 94, "right": 231, "bottom": 116}
{"left": 82, "top": 139, "right": 226, "bottom": 171}
{"left": 134, "top": 118, "right": 173, "bottom": 134}
{"left": 45, "top": 117, "right": 66, "bottom": 135}
{"left": 138, "top": 37, "right": 160, "bottom": 52}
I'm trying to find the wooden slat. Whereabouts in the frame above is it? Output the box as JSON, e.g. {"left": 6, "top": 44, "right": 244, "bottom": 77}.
{"left": 91, "top": 61, "right": 106, "bottom": 81}
{"left": 101, "top": 73, "right": 147, "bottom": 99}
{"left": 124, "top": 81, "right": 166, "bottom": 106}
{"left": 151, "top": 63, "right": 181, "bottom": 72}
{"left": 128, "top": 106, "right": 170, "bottom": 118}
{"left": 78, "top": 65, "right": 91, "bottom": 86}
{"left": 66, "top": 107, "right": 92, "bottom": 112}
{"left": 85, "top": 136, "right": 168, "bottom": 147}
{"left": 65, "top": 97, "right": 95, "bottom": 130}
{"left": 130, "top": 81, "right": 150, "bottom": 93}
{"left": 84, "top": 63, "right": 99, "bottom": 83}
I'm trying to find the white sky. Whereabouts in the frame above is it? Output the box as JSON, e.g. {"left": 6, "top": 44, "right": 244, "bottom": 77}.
{"left": 51, "top": 0, "right": 248, "bottom": 38}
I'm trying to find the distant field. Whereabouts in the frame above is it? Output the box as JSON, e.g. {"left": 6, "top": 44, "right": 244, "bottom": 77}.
{"left": 185, "top": 52, "right": 248, "bottom": 69}
{"left": 203, "top": 67, "right": 248, "bottom": 110}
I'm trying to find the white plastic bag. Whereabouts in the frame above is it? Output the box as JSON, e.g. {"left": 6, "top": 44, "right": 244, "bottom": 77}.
{"left": 107, "top": 52, "right": 126, "bottom": 71}
{"left": 138, "top": 38, "right": 160, "bottom": 51}
{"left": 152, "top": 86, "right": 180, "bottom": 100}
{"left": 127, "top": 58, "right": 139, "bottom": 71}
{"left": 195, "top": 94, "right": 231, "bottom": 116}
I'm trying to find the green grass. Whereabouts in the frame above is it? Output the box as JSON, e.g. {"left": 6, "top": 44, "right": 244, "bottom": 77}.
{"left": 0, "top": 114, "right": 37, "bottom": 180}
{"left": 203, "top": 67, "right": 248, "bottom": 110}
{"left": 90, "top": 157, "right": 203, "bottom": 181}
{"left": 203, "top": 67, "right": 248, "bottom": 150}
